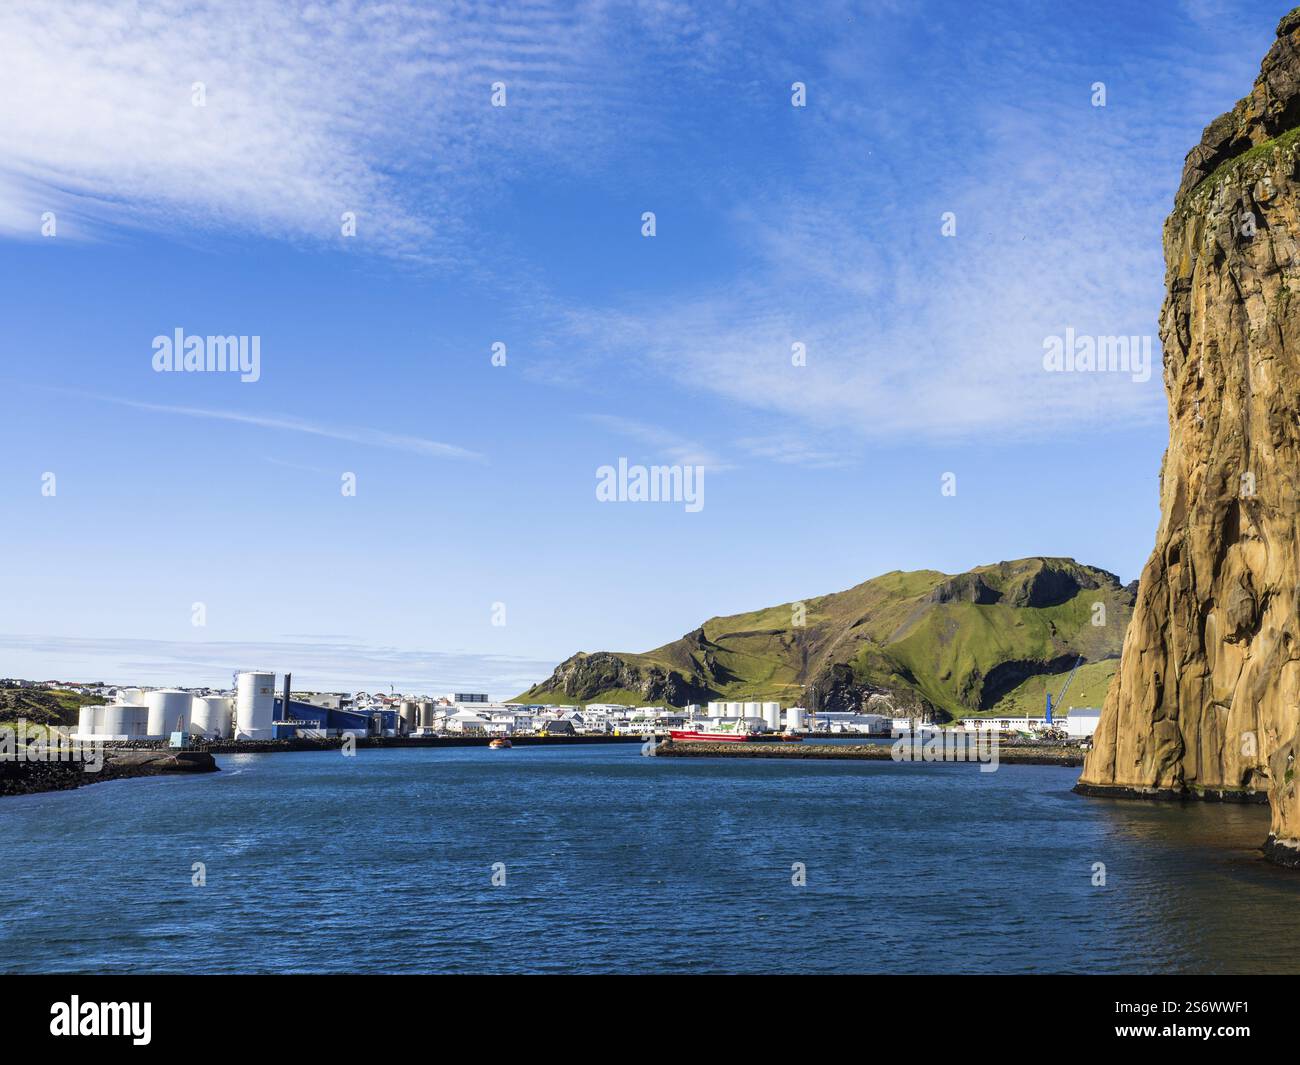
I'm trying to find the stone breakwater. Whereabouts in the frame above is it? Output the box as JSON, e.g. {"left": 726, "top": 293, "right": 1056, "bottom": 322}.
{"left": 192, "top": 734, "right": 645, "bottom": 754}
{"left": 654, "top": 740, "right": 1083, "bottom": 766}
{"left": 0, "top": 749, "right": 217, "bottom": 797}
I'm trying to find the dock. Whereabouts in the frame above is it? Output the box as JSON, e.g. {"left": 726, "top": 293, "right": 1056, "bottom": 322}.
{"left": 653, "top": 739, "right": 1083, "bottom": 766}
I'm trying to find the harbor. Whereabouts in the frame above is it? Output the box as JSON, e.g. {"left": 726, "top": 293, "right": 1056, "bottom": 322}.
{"left": 33, "top": 670, "right": 1103, "bottom": 749}
{"left": 0, "top": 739, "right": 1289, "bottom": 976}
{"left": 0, "top": 670, "right": 1104, "bottom": 800}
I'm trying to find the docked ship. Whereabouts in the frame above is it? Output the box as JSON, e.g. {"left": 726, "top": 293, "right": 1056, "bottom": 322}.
{"left": 668, "top": 722, "right": 798, "bottom": 743}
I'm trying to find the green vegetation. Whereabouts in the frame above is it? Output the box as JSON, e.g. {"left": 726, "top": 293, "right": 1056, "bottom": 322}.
{"left": 978, "top": 657, "right": 1117, "bottom": 718}
{"left": 0, "top": 686, "right": 106, "bottom": 728}
{"left": 1186, "top": 124, "right": 1300, "bottom": 205}
{"left": 515, "top": 557, "right": 1135, "bottom": 717}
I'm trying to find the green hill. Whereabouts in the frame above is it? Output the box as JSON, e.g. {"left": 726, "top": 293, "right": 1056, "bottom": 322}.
{"left": 0, "top": 686, "right": 107, "bottom": 739}
{"left": 513, "top": 557, "right": 1134, "bottom": 720}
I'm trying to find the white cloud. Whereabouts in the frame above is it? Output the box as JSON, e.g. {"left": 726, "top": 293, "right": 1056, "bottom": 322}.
{"left": 554, "top": 90, "right": 1173, "bottom": 447}
{"left": 585, "top": 413, "right": 727, "bottom": 469}
{"left": 0, "top": 0, "right": 628, "bottom": 257}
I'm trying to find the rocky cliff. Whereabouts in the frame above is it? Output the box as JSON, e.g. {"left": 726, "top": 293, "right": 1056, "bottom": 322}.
{"left": 517, "top": 557, "right": 1133, "bottom": 719}
{"left": 1078, "top": 8, "right": 1300, "bottom": 865}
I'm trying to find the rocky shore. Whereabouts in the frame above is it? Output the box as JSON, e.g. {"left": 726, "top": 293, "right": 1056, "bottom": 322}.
{"left": 654, "top": 740, "right": 1083, "bottom": 766}
{"left": 1072, "top": 781, "right": 1267, "bottom": 804}
{"left": 0, "top": 748, "right": 218, "bottom": 797}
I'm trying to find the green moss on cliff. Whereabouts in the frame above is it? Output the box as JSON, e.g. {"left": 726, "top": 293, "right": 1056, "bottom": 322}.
{"left": 1185, "top": 124, "right": 1300, "bottom": 206}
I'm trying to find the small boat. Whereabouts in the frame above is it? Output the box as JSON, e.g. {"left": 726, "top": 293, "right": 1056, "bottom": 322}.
{"left": 780, "top": 732, "right": 804, "bottom": 742}
{"left": 489, "top": 737, "right": 512, "bottom": 749}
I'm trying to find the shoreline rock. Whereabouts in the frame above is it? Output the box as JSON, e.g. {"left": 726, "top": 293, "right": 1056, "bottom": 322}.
{"left": 0, "top": 749, "right": 217, "bottom": 798}
{"left": 1072, "top": 781, "right": 1268, "bottom": 804}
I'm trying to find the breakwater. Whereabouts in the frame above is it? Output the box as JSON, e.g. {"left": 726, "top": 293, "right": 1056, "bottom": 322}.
{"left": 196, "top": 734, "right": 646, "bottom": 753}
{"left": 0, "top": 749, "right": 218, "bottom": 797}
{"left": 654, "top": 739, "right": 1083, "bottom": 766}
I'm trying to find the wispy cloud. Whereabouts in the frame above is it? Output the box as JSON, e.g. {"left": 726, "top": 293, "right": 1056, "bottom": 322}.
{"left": 0, "top": 0, "right": 648, "bottom": 259}
{"left": 585, "top": 414, "right": 728, "bottom": 469}
{"left": 540, "top": 7, "right": 1238, "bottom": 451}
{"left": 52, "top": 388, "right": 483, "bottom": 461}
{"left": 0, "top": 633, "right": 553, "bottom": 697}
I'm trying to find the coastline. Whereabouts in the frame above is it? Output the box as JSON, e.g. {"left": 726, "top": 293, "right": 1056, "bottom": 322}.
{"left": 1072, "top": 780, "right": 1268, "bottom": 804}
{"left": 0, "top": 749, "right": 218, "bottom": 798}
{"left": 653, "top": 739, "right": 1083, "bottom": 766}
{"left": 192, "top": 734, "right": 646, "bottom": 754}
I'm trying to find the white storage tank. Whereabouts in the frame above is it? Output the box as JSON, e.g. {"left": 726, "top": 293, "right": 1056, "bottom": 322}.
{"left": 191, "top": 696, "right": 234, "bottom": 739}
{"left": 146, "top": 690, "right": 192, "bottom": 739}
{"left": 235, "top": 671, "right": 276, "bottom": 740}
{"left": 92, "top": 706, "right": 107, "bottom": 735}
{"left": 77, "top": 706, "right": 96, "bottom": 737}
{"left": 762, "top": 702, "right": 781, "bottom": 731}
{"left": 124, "top": 706, "right": 148, "bottom": 738}
{"left": 786, "top": 706, "right": 805, "bottom": 731}
{"left": 100, "top": 704, "right": 145, "bottom": 740}
{"left": 743, "top": 701, "right": 761, "bottom": 720}
{"left": 707, "top": 701, "right": 721, "bottom": 716}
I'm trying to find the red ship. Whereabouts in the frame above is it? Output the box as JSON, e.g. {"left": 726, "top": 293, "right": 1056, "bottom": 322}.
{"left": 668, "top": 729, "right": 802, "bottom": 743}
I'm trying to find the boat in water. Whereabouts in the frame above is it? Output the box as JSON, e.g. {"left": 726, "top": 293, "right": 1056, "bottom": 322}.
{"left": 669, "top": 729, "right": 760, "bottom": 742}
{"left": 668, "top": 722, "right": 792, "bottom": 743}
{"left": 489, "top": 737, "right": 512, "bottom": 749}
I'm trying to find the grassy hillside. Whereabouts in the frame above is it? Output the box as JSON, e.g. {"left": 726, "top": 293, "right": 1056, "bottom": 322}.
{"left": 514, "top": 557, "right": 1134, "bottom": 719}
{"left": 981, "top": 657, "right": 1116, "bottom": 718}
{"left": 0, "top": 687, "right": 107, "bottom": 729}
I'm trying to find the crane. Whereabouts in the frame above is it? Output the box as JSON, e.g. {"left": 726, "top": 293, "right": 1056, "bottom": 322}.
{"left": 1046, "top": 656, "right": 1084, "bottom": 724}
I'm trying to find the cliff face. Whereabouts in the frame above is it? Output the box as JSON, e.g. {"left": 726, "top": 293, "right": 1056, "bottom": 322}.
{"left": 1079, "top": 9, "right": 1300, "bottom": 863}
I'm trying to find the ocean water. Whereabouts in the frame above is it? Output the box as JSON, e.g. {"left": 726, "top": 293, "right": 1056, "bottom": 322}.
{"left": 2, "top": 742, "right": 1298, "bottom": 974}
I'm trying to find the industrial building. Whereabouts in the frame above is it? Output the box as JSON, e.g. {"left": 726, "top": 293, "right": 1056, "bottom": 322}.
{"left": 66, "top": 677, "right": 827, "bottom": 744}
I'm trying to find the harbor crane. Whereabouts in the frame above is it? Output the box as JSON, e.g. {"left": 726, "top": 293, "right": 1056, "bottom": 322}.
{"left": 1046, "top": 656, "right": 1084, "bottom": 724}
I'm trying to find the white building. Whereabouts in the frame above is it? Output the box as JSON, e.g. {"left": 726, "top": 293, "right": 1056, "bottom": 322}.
{"left": 1065, "top": 708, "right": 1102, "bottom": 738}
{"left": 960, "top": 715, "right": 1052, "bottom": 733}
{"left": 445, "top": 709, "right": 489, "bottom": 734}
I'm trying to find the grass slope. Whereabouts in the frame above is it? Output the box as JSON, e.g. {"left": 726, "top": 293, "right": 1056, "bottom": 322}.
{"left": 514, "top": 557, "right": 1133, "bottom": 716}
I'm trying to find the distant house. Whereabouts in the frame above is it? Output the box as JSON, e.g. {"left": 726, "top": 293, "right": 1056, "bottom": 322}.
{"left": 541, "top": 719, "right": 575, "bottom": 736}
{"left": 446, "top": 709, "right": 489, "bottom": 735}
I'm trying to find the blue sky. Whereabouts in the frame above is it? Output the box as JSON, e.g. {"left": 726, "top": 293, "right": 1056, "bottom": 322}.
{"left": 0, "top": 0, "right": 1279, "bottom": 694}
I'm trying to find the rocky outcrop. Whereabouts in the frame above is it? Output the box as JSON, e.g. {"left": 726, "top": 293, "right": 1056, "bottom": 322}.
{"left": 523, "top": 650, "right": 716, "bottom": 706}
{"left": 1079, "top": 8, "right": 1300, "bottom": 862}
{"left": 0, "top": 749, "right": 218, "bottom": 797}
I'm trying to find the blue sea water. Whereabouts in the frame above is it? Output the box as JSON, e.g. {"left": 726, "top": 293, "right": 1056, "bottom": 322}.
{"left": 2, "top": 743, "right": 1297, "bottom": 974}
